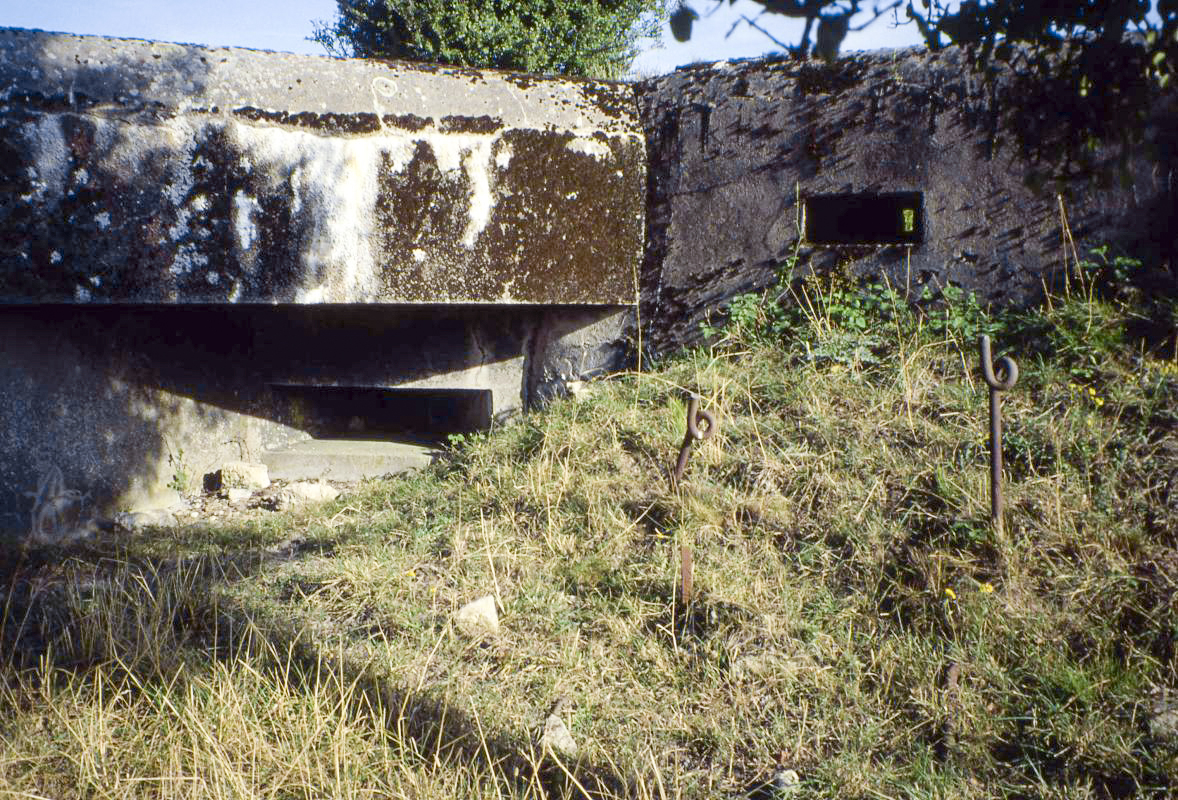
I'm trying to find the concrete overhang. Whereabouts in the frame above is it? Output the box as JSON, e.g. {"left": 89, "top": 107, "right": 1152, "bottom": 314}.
{"left": 0, "top": 28, "right": 644, "bottom": 305}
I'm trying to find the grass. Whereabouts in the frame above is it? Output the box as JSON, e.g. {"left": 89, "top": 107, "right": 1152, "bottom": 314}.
{"left": 2, "top": 247, "right": 1177, "bottom": 799}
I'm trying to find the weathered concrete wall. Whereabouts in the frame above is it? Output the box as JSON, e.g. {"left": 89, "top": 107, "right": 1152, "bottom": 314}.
{"left": 637, "top": 46, "right": 1178, "bottom": 355}
{"left": 0, "top": 28, "right": 641, "bottom": 532}
{"left": 0, "top": 28, "right": 643, "bottom": 304}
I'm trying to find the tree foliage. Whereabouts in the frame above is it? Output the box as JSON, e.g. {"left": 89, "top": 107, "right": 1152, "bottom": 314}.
{"left": 672, "top": 1, "right": 1174, "bottom": 82}
{"left": 312, "top": 0, "right": 667, "bottom": 78}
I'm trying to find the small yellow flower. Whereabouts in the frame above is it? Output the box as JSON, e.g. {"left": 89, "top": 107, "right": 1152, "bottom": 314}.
{"left": 404, "top": 569, "right": 416, "bottom": 579}
{"left": 943, "top": 587, "right": 957, "bottom": 600}
{"left": 1095, "top": 396, "right": 1105, "bottom": 407}
{"left": 979, "top": 582, "right": 994, "bottom": 594}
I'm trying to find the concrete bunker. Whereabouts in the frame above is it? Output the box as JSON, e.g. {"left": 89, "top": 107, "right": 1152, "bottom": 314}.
{"left": 0, "top": 28, "right": 644, "bottom": 527}
{"left": 3, "top": 27, "right": 1174, "bottom": 535}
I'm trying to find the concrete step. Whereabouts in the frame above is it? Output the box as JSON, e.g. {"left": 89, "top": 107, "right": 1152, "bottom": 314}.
{"left": 260, "top": 438, "right": 442, "bottom": 483}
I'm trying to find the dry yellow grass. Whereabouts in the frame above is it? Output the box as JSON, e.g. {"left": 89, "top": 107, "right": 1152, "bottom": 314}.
{"left": 2, "top": 256, "right": 1176, "bottom": 799}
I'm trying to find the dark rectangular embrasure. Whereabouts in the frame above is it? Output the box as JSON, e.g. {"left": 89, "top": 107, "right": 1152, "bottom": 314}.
{"left": 269, "top": 384, "right": 492, "bottom": 441}
{"left": 804, "top": 192, "right": 924, "bottom": 245}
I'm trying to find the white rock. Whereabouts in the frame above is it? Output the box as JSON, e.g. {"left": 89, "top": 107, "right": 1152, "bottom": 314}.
{"left": 215, "top": 461, "right": 270, "bottom": 490}
{"left": 259, "top": 480, "right": 341, "bottom": 511}
{"left": 1150, "top": 707, "right": 1178, "bottom": 740}
{"left": 114, "top": 508, "right": 177, "bottom": 531}
{"left": 540, "top": 714, "right": 577, "bottom": 759}
{"left": 773, "top": 768, "right": 801, "bottom": 794}
{"left": 455, "top": 594, "right": 499, "bottom": 637}
{"left": 284, "top": 481, "right": 339, "bottom": 503}
{"left": 225, "top": 487, "right": 252, "bottom": 504}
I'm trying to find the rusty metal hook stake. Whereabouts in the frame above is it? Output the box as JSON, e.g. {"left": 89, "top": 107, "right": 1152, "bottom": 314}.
{"left": 979, "top": 335, "right": 1018, "bottom": 536}
{"left": 671, "top": 393, "right": 716, "bottom": 613}
{"left": 670, "top": 393, "right": 718, "bottom": 492}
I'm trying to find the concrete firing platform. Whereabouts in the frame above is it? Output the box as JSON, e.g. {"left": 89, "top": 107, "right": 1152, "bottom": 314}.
{"left": 260, "top": 438, "right": 442, "bottom": 483}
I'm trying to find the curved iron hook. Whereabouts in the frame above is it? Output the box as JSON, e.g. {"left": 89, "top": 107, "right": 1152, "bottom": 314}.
{"left": 671, "top": 393, "right": 718, "bottom": 491}
{"left": 979, "top": 335, "right": 1019, "bottom": 392}
{"left": 685, "top": 394, "right": 718, "bottom": 442}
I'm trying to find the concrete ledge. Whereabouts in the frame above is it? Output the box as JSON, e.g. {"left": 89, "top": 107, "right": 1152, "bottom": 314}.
{"left": 261, "top": 439, "right": 441, "bottom": 483}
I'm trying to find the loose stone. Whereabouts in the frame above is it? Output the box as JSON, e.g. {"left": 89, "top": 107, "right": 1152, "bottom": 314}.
{"left": 455, "top": 594, "right": 499, "bottom": 637}
{"left": 540, "top": 714, "right": 578, "bottom": 760}
{"left": 213, "top": 461, "right": 271, "bottom": 491}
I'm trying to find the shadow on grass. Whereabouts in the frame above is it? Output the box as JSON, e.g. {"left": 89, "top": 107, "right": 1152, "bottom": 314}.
{"left": 0, "top": 530, "right": 638, "bottom": 799}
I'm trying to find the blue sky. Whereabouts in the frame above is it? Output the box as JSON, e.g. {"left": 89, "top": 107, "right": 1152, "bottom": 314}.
{"left": 0, "top": 0, "right": 938, "bottom": 76}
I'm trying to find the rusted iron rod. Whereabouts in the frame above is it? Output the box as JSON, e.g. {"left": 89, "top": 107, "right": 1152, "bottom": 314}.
{"left": 680, "top": 544, "right": 694, "bottom": 606}
{"left": 978, "top": 335, "right": 1018, "bottom": 535}
{"left": 671, "top": 393, "right": 715, "bottom": 617}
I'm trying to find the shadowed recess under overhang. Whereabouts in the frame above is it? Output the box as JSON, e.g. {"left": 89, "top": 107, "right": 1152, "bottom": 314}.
{"left": 268, "top": 384, "right": 492, "bottom": 441}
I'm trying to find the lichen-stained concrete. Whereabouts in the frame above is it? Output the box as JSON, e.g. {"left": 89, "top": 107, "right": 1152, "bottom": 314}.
{"left": 637, "top": 47, "right": 1177, "bottom": 356}
{"left": 0, "top": 28, "right": 644, "bottom": 305}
